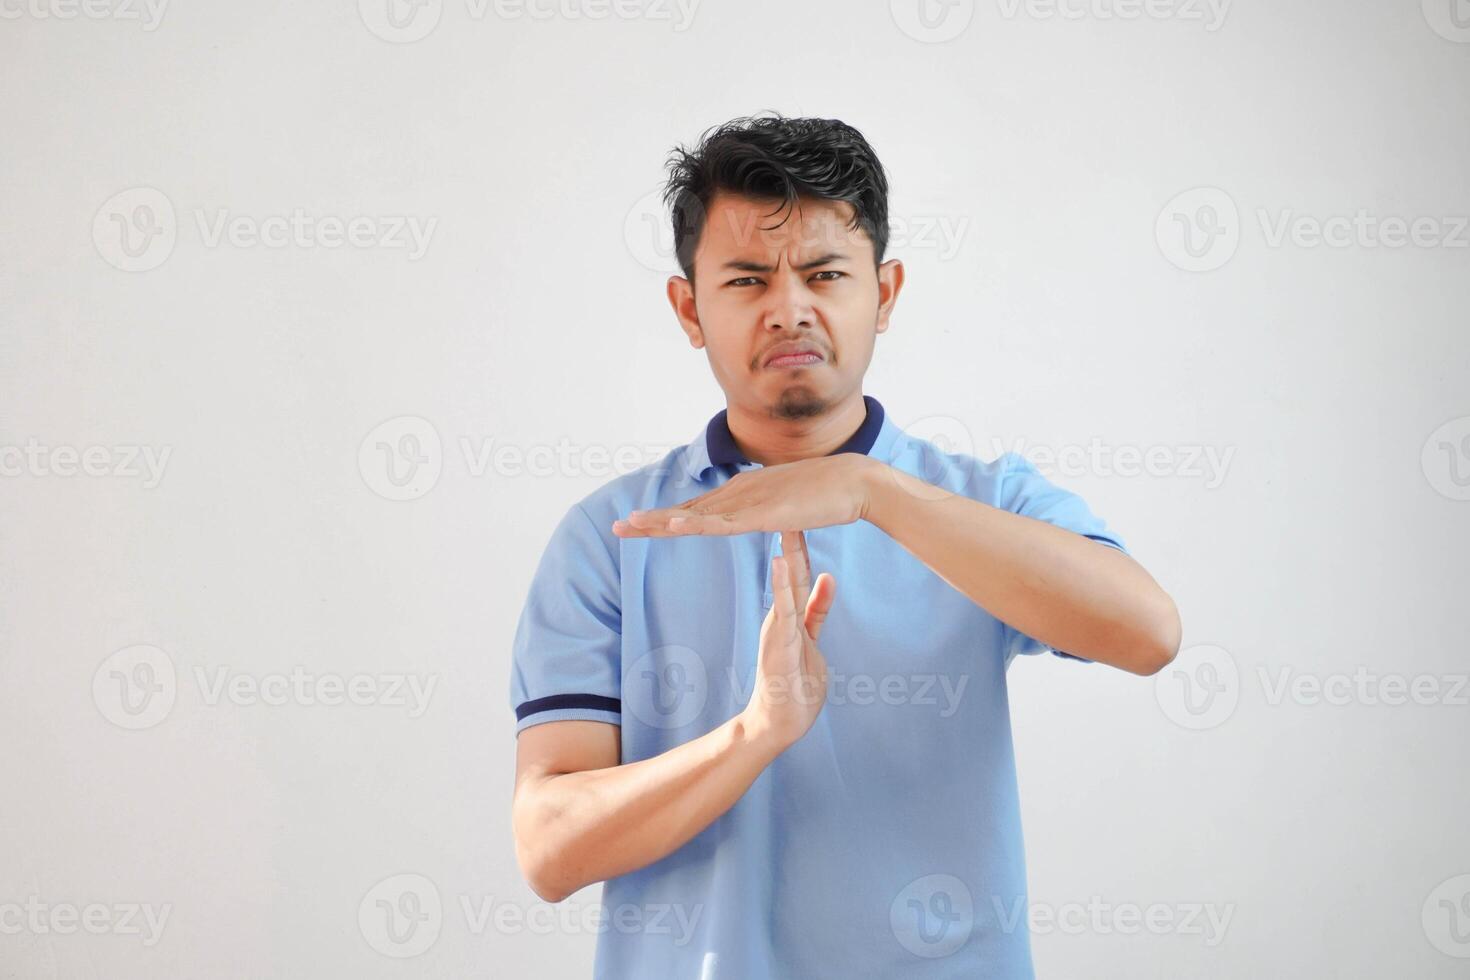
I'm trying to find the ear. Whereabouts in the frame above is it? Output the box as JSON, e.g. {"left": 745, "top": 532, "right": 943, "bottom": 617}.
{"left": 667, "top": 275, "right": 704, "bottom": 348}
{"left": 874, "top": 259, "right": 904, "bottom": 336}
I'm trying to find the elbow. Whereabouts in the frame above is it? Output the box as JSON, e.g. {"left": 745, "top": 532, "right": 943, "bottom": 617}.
{"left": 516, "top": 841, "right": 576, "bottom": 904}
{"left": 512, "top": 800, "right": 579, "bottom": 904}
{"left": 528, "top": 875, "right": 573, "bottom": 906}
{"left": 1132, "top": 594, "right": 1182, "bottom": 676}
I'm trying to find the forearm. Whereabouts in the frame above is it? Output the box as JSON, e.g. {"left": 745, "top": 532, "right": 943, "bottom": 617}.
{"left": 514, "top": 712, "right": 784, "bottom": 902}
{"left": 862, "top": 462, "right": 1180, "bottom": 674}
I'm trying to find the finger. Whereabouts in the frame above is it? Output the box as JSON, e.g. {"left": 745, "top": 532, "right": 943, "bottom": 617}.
{"left": 665, "top": 508, "right": 763, "bottom": 536}
{"left": 803, "top": 572, "right": 837, "bottom": 642}
{"left": 800, "top": 638, "right": 828, "bottom": 689}
{"left": 611, "top": 520, "right": 682, "bottom": 538}
{"left": 619, "top": 497, "right": 782, "bottom": 536}
{"left": 624, "top": 506, "right": 690, "bottom": 529}
{"left": 780, "top": 530, "right": 812, "bottom": 614}
{"left": 618, "top": 511, "right": 726, "bottom": 536}
{"left": 624, "top": 484, "right": 735, "bottom": 528}
{"left": 770, "top": 555, "right": 802, "bottom": 647}
{"left": 616, "top": 512, "right": 760, "bottom": 537}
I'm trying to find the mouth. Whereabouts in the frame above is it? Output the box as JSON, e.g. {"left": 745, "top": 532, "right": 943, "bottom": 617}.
{"left": 761, "top": 340, "right": 827, "bottom": 369}
{"left": 765, "top": 352, "right": 825, "bottom": 369}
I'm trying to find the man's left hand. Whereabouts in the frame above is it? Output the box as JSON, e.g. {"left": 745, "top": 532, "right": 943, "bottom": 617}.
{"left": 612, "top": 454, "right": 880, "bottom": 538}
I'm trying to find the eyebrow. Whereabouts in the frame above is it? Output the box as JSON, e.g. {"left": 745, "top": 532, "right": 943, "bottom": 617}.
{"left": 720, "top": 252, "right": 849, "bottom": 274}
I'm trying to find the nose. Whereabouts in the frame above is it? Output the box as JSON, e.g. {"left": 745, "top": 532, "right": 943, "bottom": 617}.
{"left": 759, "top": 268, "right": 816, "bottom": 333}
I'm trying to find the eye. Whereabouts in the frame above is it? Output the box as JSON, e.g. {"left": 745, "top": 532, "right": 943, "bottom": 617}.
{"left": 725, "top": 271, "right": 845, "bottom": 287}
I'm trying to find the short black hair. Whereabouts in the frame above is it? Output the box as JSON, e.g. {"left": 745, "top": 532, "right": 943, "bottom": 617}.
{"left": 661, "top": 112, "right": 890, "bottom": 284}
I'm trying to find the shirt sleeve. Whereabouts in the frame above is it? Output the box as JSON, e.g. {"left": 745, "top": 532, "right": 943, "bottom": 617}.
{"left": 994, "top": 452, "right": 1131, "bottom": 665}
{"left": 509, "top": 501, "right": 623, "bottom": 734}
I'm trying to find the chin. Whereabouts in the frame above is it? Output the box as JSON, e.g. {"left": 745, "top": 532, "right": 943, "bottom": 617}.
{"left": 770, "top": 386, "right": 830, "bottom": 421}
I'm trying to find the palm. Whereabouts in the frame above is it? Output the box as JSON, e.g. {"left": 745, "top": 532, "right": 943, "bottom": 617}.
{"left": 747, "top": 530, "right": 836, "bottom": 746}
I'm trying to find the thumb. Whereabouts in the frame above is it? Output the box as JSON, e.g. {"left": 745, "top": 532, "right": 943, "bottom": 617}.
{"left": 803, "top": 572, "right": 837, "bottom": 641}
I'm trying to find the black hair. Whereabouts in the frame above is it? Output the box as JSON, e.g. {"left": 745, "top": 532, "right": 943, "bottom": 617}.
{"left": 660, "top": 112, "right": 890, "bottom": 284}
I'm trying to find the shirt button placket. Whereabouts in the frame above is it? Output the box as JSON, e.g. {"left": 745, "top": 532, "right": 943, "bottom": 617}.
{"left": 738, "top": 461, "right": 778, "bottom": 610}
{"left": 762, "top": 529, "right": 780, "bottom": 609}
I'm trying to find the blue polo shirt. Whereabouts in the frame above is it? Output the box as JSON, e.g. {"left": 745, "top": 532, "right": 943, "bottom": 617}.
{"left": 509, "top": 395, "right": 1129, "bottom": 979}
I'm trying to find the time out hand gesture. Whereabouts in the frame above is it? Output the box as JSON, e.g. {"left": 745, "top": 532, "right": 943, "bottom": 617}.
{"left": 741, "top": 530, "right": 837, "bottom": 750}
{"left": 611, "top": 455, "right": 878, "bottom": 539}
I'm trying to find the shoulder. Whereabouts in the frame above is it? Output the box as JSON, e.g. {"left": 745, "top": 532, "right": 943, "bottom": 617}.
{"left": 885, "top": 428, "right": 1017, "bottom": 506}
{"left": 552, "top": 440, "right": 705, "bottom": 547}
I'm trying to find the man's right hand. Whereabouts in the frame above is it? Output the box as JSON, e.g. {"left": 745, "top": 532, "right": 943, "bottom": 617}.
{"left": 741, "top": 530, "right": 837, "bottom": 751}
{"left": 513, "top": 528, "right": 837, "bottom": 903}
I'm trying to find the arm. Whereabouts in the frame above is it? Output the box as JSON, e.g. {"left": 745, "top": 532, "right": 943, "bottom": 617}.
{"left": 613, "top": 454, "right": 1179, "bottom": 674}
{"left": 513, "top": 538, "right": 833, "bottom": 903}
{"left": 862, "top": 461, "right": 1181, "bottom": 675}
{"left": 512, "top": 715, "right": 779, "bottom": 903}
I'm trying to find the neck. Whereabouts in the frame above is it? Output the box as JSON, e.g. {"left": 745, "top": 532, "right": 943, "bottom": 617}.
{"left": 725, "top": 391, "right": 868, "bottom": 466}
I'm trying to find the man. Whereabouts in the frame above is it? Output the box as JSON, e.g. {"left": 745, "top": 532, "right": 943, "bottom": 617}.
{"left": 509, "top": 113, "right": 1181, "bottom": 978}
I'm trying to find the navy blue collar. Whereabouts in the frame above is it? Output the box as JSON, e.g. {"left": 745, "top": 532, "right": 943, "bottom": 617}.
{"left": 705, "top": 395, "right": 886, "bottom": 467}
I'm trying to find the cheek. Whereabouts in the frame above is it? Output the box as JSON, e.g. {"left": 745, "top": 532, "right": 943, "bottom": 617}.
{"left": 699, "top": 332, "right": 748, "bottom": 376}
{"left": 824, "top": 284, "right": 878, "bottom": 321}
{"left": 835, "top": 333, "right": 874, "bottom": 366}
{"left": 823, "top": 309, "right": 879, "bottom": 361}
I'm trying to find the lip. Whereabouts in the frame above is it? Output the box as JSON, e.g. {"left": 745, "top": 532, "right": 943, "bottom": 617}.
{"left": 762, "top": 343, "right": 825, "bottom": 369}
{"left": 766, "top": 353, "right": 824, "bottom": 369}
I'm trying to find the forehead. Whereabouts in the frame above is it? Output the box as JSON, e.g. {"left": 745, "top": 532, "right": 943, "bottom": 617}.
{"left": 696, "top": 191, "right": 869, "bottom": 259}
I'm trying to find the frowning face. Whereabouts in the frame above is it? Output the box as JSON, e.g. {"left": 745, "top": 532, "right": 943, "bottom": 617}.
{"left": 667, "top": 191, "right": 903, "bottom": 421}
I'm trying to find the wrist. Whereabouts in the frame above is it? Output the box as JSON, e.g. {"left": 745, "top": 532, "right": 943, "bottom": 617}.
{"left": 731, "top": 708, "right": 792, "bottom": 760}
{"left": 856, "top": 456, "right": 892, "bottom": 527}
{"left": 860, "top": 457, "right": 965, "bottom": 534}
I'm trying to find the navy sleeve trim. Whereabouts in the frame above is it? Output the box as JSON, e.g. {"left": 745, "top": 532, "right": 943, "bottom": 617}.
{"left": 515, "top": 693, "right": 622, "bottom": 721}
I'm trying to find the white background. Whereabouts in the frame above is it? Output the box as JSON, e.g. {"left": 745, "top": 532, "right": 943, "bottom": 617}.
{"left": 2, "top": 0, "right": 1468, "bottom": 976}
